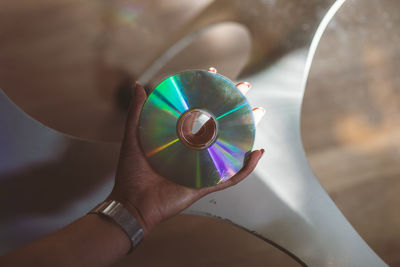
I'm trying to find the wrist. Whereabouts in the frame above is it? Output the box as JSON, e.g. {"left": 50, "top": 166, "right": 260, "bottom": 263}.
{"left": 106, "top": 192, "right": 152, "bottom": 235}
{"left": 86, "top": 212, "right": 132, "bottom": 254}
{"left": 89, "top": 200, "right": 145, "bottom": 254}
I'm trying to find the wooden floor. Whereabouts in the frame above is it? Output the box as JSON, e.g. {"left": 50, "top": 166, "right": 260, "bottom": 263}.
{"left": 302, "top": 1, "right": 400, "bottom": 265}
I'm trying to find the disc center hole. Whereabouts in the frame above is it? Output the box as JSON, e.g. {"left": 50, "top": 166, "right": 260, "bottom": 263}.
{"left": 178, "top": 109, "right": 217, "bottom": 149}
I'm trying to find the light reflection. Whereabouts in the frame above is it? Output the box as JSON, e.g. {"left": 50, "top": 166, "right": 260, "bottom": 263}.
{"left": 169, "top": 77, "right": 190, "bottom": 111}
{"left": 115, "top": 6, "right": 144, "bottom": 24}
{"left": 150, "top": 90, "right": 182, "bottom": 117}
{"left": 216, "top": 104, "right": 247, "bottom": 120}
{"left": 145, "top": 138, "right": 179, "bottom": 157}
{"left": 207, "top": 143, "right": 239, "bottom": 182}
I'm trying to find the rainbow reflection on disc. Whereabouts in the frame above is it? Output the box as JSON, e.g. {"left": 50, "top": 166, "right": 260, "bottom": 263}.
{"left": 138, "top": 70, "right": 255, "bottom": 188}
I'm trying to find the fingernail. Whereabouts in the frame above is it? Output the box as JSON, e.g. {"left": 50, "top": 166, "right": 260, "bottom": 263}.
{"left": 242, "top": 82, "right": 251, "bottom": 88}
{"left": 236, "top": 82, "right": 251, "bottom": 95}
{"left": 260, "top": 149, "right": 265, "bottom": 156}
{"left": 208, "top": 67, "right": 217, "bottom": 73}
{"left": 253, "top": 107, "right": 266, "bottom": 113}
{"left": 253, "top": 107, "right": 266, "bottom": 126}
{"left": 135, "top": 81, "right": 141, "bottom": 88}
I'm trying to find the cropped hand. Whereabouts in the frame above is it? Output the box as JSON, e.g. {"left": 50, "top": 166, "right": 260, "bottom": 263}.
{"left": 108, "top": 68, "right": 265, "bottom": 235}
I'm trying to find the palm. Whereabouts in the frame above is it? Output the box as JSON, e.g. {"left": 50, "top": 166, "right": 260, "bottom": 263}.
{"left": 113, "top": 141, "right": 198, "bottom": 233}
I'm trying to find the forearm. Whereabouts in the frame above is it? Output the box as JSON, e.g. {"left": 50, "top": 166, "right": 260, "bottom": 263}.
{"left": 0, "top": 214, "right": 130, "bottom": 267}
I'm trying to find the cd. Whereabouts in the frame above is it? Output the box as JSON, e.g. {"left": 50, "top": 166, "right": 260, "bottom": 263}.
{"left": 138, "top": 70, "right": 255, "bottom": 188}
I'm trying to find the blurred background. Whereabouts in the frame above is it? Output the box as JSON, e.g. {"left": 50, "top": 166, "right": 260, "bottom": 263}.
{"left": 0, "top": 0, "right": 399, "bottom": 266}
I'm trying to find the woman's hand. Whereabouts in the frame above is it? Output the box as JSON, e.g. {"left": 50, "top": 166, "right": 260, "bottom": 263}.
{"left": 108, "top": 69, "right": 265, "bottom": 235}
{"left": 0, "top": 68, "right": 265, "bottom": 267}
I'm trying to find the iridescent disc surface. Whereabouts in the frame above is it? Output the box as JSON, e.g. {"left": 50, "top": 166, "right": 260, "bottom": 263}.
{"left": 138, "top": 70, "right": 255, "bottom": 188}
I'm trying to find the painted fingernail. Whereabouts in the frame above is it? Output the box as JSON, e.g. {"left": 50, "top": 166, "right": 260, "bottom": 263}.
{"left": 260, "top": 148, "right": 265, "bottom": 159}
{"left": 253, "top": 107, "right": 266, "bottom": 126}
{"left": 253, "top": 107, "right": 266, "bottom": 113}
{"left": 236, "top": 82, "right": 251, "bottom": 95}
{"left": 208, "top": 67, "right": 217, "bottom": 73}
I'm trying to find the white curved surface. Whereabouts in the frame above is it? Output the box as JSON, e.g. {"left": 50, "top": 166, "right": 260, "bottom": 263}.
{"left": 187, "top": 1, "right": 387, "bottom": 266}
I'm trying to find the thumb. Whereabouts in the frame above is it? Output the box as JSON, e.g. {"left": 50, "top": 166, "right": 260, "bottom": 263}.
{"left": 123, "top": 82, "right": 147, "bottom": 143}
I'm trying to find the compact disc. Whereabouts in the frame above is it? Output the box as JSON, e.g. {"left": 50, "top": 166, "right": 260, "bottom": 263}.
{"left": 138, "top": 70, "right": 255, "bottom": 188}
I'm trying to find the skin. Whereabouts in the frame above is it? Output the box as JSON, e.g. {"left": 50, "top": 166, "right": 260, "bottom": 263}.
{"left": 0, "top": 72, "right": 264, "bottom": 267}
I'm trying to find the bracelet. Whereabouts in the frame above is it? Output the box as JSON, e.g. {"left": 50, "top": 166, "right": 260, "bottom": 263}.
{"left": 89, "top": 200, "right": 144, "bottom": 254}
